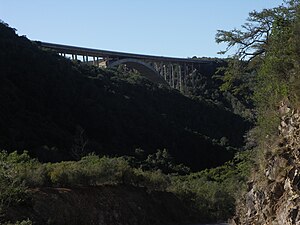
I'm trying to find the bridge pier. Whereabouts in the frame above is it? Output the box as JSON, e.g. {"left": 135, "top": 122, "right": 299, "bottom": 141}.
{"left": 178, "top": 65, "right": 183, "bottom": 92}
{"left": 163, "top": 64, "right": 167, "bottom": 81}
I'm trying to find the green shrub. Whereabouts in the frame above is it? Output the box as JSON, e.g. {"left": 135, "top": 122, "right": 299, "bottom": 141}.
{"left": 168, "top": 150, "right": 253, "bottom": 222}
{"left": 0, "top": 151, "right": 28, "bottom": 219}
{"left": 81, "top": 155, "right": 133, "bottom": 185}
{"left": 3, "top": 219, "right": 33, "bottom": 225}
{"left": 0, "top": 151, "right": 173, "bottom": 190}
{"left": 0, "top": 150, "right": 253, "bottom": 222}
{"left": 133, "top": 169, "right": 170, "bottom": 191}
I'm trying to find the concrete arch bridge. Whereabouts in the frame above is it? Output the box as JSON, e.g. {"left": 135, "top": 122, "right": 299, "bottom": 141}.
{"left": 38, "top": 42, "right": 218, "bottom": 92}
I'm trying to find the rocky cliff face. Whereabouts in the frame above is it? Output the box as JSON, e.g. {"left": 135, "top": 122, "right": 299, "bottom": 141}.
{"left": 233, "top": 107, "right": 300, "bottom": 225}
{"left": 5, "top": 185, "right": 196, "bottom": 225}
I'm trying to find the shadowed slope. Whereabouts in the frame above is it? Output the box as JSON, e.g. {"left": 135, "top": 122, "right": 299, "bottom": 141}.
{"left": 0, "top": 22, "right": 250, "bottom": 170}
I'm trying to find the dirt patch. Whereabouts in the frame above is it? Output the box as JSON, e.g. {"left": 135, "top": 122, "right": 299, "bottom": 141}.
{"left": 6, "top": 185, "right": 196, "bottom": 225}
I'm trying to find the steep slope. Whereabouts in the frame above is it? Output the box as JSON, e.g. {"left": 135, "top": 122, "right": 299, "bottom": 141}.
{"left": 233, "top": 106, "right": 300, "bottom": 225}
{"left": 0, "top": 22, "right": 250, "bottom": 170}
{"left": 5, "top": 185, "right": 196, "bottom": 225}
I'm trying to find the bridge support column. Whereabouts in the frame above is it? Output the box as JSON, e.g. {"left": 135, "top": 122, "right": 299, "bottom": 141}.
{"left": 184, "top": 63, "right": 189, "bottom": 92}
{"left": 163, "top": 65, "right": 167, "bottom": 81}
{"left": 178, "top": 65, "right": 182, "bottom": 91}
{"left": 171, "top": 64, "right": 175, "bottom": 88}
{"left": 82, "top": 55, "right": 88, "bottom": 62}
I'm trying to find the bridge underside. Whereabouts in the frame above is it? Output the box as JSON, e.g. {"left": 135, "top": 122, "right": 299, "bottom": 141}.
{"left": 108, "top": 58, "right": 168, "bottom": 86}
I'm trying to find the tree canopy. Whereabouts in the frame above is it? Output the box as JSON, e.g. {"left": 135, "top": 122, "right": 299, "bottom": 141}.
{"left": 215, "top": 1, "right": 299, "bottom": 107}
{"left": 216, "top": 0, "right": 300, "bottom": 136}
{"left": 216, "top": 1, "right": 297, "bottom": 61}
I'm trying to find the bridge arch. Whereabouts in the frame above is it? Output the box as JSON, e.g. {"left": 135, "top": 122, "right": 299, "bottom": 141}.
{"left": 108, "top": 58, "right": 168, "bottom": 86}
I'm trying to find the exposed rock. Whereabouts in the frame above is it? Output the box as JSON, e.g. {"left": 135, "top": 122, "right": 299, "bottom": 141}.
{"left": 233, "top": 108, "right": 300, "bottom": 225}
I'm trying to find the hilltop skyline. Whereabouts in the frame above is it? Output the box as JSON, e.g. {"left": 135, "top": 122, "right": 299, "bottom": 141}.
{"left": 1, "top": 0, "right": 283, "bottom": 58}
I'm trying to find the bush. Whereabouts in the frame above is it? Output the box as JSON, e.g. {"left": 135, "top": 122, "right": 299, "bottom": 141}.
{"left": 3, "top": 219, "right": 33, "bottom": 225}
{"left": 0, "top": 151, "right": 28, "bottom": 220}
{"left": 133, "top": 169, "right": 170, "bottom": 191}
{"left": 47, "top": 155, "right": 134, "bottom": 186}
{"left": 168, "top": 150, "right": 253, "bottom": 222}
{"left": 169, "top": 176, "right": 235, "bottom": 222}
{"left": 0, "top": 151, "right": 170, "bottom": 191}
{"left": 0, "top": 150, "right": 253, "bottom": 222}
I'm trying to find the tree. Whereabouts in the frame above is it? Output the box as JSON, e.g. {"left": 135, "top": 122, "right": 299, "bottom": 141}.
{"left": 215, "top": 1, "right": 299, "bottom": 107}
{"left": 253, "top": 1, "right": 300, "bottom": 137}
{"left": 0, "top": 151, "right": 28, "bottom": 221}
{"left": 216, "top": 2, "right": 295, "bottom": 61}
{"left": 71, "top": 126, "right": 89, "bottom": 160}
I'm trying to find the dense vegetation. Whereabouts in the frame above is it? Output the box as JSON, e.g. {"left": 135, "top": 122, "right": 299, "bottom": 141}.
{"left": 214, "top": 0, "right": 300, "bottom": 221}
{"left": 215, "top": 0, "right": 300, "bottom": 159}
{"left": 0, "top": 150, "right": 253, "bottom": 224}
{"left": 216, "top": 0, "right": 300, "bottom": 137}
{"left": 185, "top": 59, "right": 255, "bottom": 121}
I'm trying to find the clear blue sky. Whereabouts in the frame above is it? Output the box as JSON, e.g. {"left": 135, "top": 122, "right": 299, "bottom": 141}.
{"left": 1, "top": 0, "right": 283, "bottom": 58}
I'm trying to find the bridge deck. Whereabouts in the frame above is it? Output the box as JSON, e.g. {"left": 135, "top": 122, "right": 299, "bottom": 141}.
{"left": 37, "top": 41, "right": 212, "bottom": 64}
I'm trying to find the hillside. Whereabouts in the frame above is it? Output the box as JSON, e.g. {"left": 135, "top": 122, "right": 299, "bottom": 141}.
{"left": 5, "top": 186, "right": 195, "bottom": 225}
{"left": 0, "top": 21, "right": 250, "bottom": 170}
{"left": 212, "top": 1, "right": 300, "bottom": 224}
